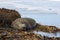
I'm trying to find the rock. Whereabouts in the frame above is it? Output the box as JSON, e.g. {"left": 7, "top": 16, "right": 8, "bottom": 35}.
{"left": 0, "top": 8, "right": 21, "bottom": 28}
{"left": 36, "top": 23, "right": 60, "bottom": 33}
{"left": 0, "top": 28, "right": 60, "bottom": 40}
{"left": 0, "top": 28, "right": 41, "bottom": 40}
{"left": 49, "top": 26, "right": 60, "bottom": 32}
{"left": 11, "top": 18, "right": 36, "bottom": 30}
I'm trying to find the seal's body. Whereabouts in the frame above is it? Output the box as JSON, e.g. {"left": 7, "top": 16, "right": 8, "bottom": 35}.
{"left": 0, "top": 8, "right": 21, "bottom": 28}
{"left": 11, "top": 18, "right": 36, "bottom": 30}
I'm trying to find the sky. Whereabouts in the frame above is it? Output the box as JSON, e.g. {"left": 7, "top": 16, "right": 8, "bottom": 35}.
{"left": 0, "top": 0, "right": 60, "bottom": 14}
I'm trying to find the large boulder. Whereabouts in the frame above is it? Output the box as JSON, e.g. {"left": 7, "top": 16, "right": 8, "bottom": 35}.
{"left": 0, "top": 8, "right": 21, "bottom": 28}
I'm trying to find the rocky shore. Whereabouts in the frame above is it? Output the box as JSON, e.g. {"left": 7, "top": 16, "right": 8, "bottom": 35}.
{"left": 0, "top": 8, "right": 60, "bottom": 40}
{"left": 0, "top": 28, "right": 60, "bottom": 40}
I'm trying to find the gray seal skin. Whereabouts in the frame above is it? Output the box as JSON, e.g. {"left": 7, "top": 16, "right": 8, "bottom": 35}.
{"left": 11, "top": 18, "right": 36, "bottom": 30}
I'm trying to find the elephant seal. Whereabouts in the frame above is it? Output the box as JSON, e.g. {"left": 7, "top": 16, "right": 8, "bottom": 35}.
{"left": 11, "top": 18, "right": 36, "bottom": 30}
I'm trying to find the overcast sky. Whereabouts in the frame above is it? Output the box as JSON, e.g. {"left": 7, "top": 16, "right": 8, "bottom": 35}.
{"left": 0, "top": 0, "right": 60, "bottom": 14}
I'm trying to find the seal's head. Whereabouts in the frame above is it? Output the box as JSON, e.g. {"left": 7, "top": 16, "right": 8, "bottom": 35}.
{"left": 11, "top": 18, "right": 36, "bottom": 30}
